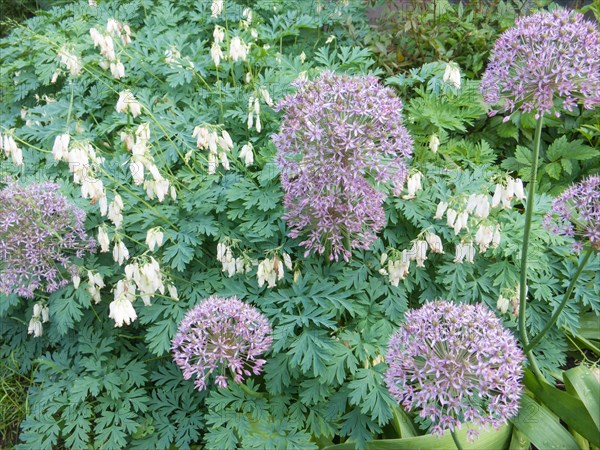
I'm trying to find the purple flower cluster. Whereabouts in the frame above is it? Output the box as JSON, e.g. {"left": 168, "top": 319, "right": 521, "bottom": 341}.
{"left": 0, "top": 182, "right": 96, "bottom": 298}
{"left": 544, "top": 175, "right": 600, "bottom": 252}
{"left": 481, "top": 9, "right": 600, "bottom": 118}
{"left": 273, "top": 71, "right": 413, "bottom": 261}
{"left": 385, "top": 301, "right": 524, "bottom": 441}
{"left": 171, "top": 296, "right": 272, "bottom": 391}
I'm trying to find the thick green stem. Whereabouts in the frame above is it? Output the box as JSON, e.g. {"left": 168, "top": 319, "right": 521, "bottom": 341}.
{"left": 518, "top": 116, "right": 544, "bottom": 381}
{"left": 238, "top": 382, "right": 265, "bottom": 398}
{"left": 451, "top": 430, "right": 464, "bottom": 450}
{"left": 526, "top": 247, "right": 594, "bottom": 351}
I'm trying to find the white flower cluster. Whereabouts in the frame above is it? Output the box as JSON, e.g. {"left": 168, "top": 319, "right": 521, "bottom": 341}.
{"left": 192, "top": 126, "right": 234, "bottom": 174}
{"left": 90, "top": 19, "right": 132, "bottom": 79}
{"left": 247, "top": 88, "right": 272, "bottom": 134}
{"left": 53, "top": 137, "right": 108, "bottom": 213}
{"left": 0, "top": 130, "right": 23, "bottom": 166}
{"left": 497, "top": 285, "right": 523, "bottom": 316}
{"left": 28, "top": 303, "right": 49, "bottom": 338}
{"left": 216, "top": 242, "right": 252, "bottom": 277}
{"left": 257, "top": 253, "right": 292, "bottom": 288}
{"left": 121, "top": 122, "right": 174, "bottom": 202}
{"left": 109, "top": 258, "right": 177, "bottom": 327}
{"left": 87, "top": 271, "right": 105, "bottom": 304}
{"left": 443, "top": 62, "right": 461, "bottom": 90}
{"left": 379, "top": 232, "right": 444, "bottom": 286}
{"left": 56, "top": 46, "right": 82, "bottom": 78}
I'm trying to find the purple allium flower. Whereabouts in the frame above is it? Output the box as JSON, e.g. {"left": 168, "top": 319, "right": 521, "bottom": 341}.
{"left": 385, "top": 301, "right": 524, "bottom": 441}
{"left": 171, "top": 296, "right": 272, "bottom": 391}
{"left": 544, "top": 175, "right": 600, "bottom": 251}
{"left": 0, "top": 182, "right": 96, "bottom": 298}
{"left": 481, "top": 9, "right": 600, "bottom": 118}
{"left": 273, "top": 71, "right": 413, "bottom": 261}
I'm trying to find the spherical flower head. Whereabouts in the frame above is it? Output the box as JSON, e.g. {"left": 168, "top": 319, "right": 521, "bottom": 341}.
{"left": 544, "top": 175, "right": 600, "bottom": 251}
{"left": 171, "top": 296, "right": 272, "bottom": 391}
{"left": 273, "top": 71, "right": 413, "bottom": 261}
{"left": 0, "top": 182, "right": 96, "bottom": 298}
{"left": 385, "top": 301, "right": 524, "bottom": 441}
{"left": 481, "top": 9, "right": 600, "bottom": 118}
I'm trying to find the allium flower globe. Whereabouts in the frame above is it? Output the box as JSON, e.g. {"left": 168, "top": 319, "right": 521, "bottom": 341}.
{"left": 171, "top": 296, "right": 272, "bottom": 391}
{"left": 481, "top": 9, "right": 600, "bottom": 118}
{"left": 544, "top": 175, "right": 600, "bottom": 251}
{"left": 273, "top": 71, "right": 413, "bottom": 261}
{"left": 0, "top": 182, "right": 96, "bottom": 298}
{"left": 385, "top": 301, "right": 524, "bottom": 441}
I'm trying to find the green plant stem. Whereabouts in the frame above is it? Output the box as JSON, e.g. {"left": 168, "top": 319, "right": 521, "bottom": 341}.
{"left": 518, "top": 115, "right": 544, "bottom": 381}
{"left": 238, "top": 382, "right": 264, "bottom": 398}
{"left": 451, "top": 430, "right": 464, "bottom": 450}
{"left": 526, "top": 247, "right": 594, "bottom": 351}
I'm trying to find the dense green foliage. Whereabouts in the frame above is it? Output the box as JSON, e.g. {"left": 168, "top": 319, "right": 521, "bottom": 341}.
{"left": 0, "top": 0, "right": 598, "bottom": 449}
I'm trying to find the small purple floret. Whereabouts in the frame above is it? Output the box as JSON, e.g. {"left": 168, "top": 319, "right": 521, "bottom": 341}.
{"left": 385, "top": 301, "right": 525, "bottom": 440}
{"left": 171, "top": 296, "right": 272, "bottom": 391}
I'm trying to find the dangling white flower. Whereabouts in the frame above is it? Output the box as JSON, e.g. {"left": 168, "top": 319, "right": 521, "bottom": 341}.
{"left": 453, "top": 211, "right": 469, "bottom": 235}
{"left": 409, "top": 240, "right": 429, "bottom": 267}
{"left": 388, "top": 250, "right": 410, "bottom": 287}
{"left": 300, "top": 51, "right": 306, "bottom": 63}
{"left": 113, "top": 240, "right": 130, "bottom": 265}
{"left": 491, "top": 184, "right": 502, "bottom": 209}
{"left": 110, "top": 60, "right": 125, "bottom": 79}
{"left": 475, "top": 224, "right": 494, "bottom": 252}
{"left": 491, "top": 224, "right": 501, "bottom": 248}
{"left": 108, "top": 195, "right": 124, "bottom": 229}
{"left": 28, "top": 304, "right": 44, "bottom": 337}
{"left": 402, "top": 172, "right": 422, "bottom": 199}
{"left": 220, "top": 130, "right": 234, "bottom": 150}
{"left": 464, "top": 241, "right": 475, "bottom": 263}
{"left": 211, "top": 42, "right": 224, "bottom": 66}
{"left": 425, "top": 232, "right": 444, "bottom": 254}
{"left": 239, "top": 142, "right": 254, "bottom": 166}
{"left": 259, "top": 87, "right": 273, "bottom": 106}
{"left": 52, "top": 134, "right": 70, "bottom": 161}
{"left": 109, "top": 280, "right": 137, "bottom": 327}
{"left": 213, "top": 25, "right": 225, "bottom": 44}
{"left": 497, "top": 295, "right": 510, "bottom": 314}
{"left": 73, "top": 274, "right": 81, "bottom": 289}
{"left": 58, "top": 47, "right": 82, "bottom": 76}
{"left": 257, "top": 258, "right": 279, "bottom": 288}
{"left": 168, "top": 284, "right": 178, "bottom": 300}
{"left": 192, "top": 126, "right": 210, "bottom": 149}
{"left": 443, "top": 62, "right": 461, "bottom": 89}
{"left": 429, "top": 134, "right": 440, "bottom": 154}
{"left": 98, "top": 227, "right": 110, "bottom": 252}
{"left": 87, "top": 271, "right": 104, "bottom": 303}
{"left": 513, "top": 178, "right": 526, "bottom": 201}
{"left": 211, "top": 0, "right": 223, "bottom": 17}
{"left": 474, "top": 194, "right": 490, "bottom": 219}
{"left": 434, "top": 201, "right": 448, "bottom": 220}
{"left": 446, "top": 208, "right": 457, "bottom": 227}
{"left": 282, "top": 253, "right": 293, "bottom": 271}
{"left": 229, "top": 36, "right": 248, "bottom": 62}
{"left": 116, "top": 90, "right": 142, "bottom": 117}
{"left": 454, "top": 242, "right": 468, "bottom": 263}
{"left": 146, "top": 227, "right": 164, "bottom": 251}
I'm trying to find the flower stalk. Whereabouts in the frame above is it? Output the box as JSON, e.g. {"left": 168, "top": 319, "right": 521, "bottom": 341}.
{"left": 518, "top": 116, "right": 544, "bottom": 381}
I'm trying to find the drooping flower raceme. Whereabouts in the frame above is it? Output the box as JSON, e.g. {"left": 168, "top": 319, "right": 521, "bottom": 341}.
{"left": 481, "top": 9, "right": 600, "bottom": 118}
{"left": 0, "top": 183, "right": 96, "bottom": 298}
{"left": 544, "top": 175, "right": 600, "bottom": 251}
{"left": 274, "top": 71, "right": 413, "bottom": 261}
{"left": 172, "top": 296, "right": 272, "bottom": 391}
{"left": 385, "top": 301, "right": 524, "bottom": 441}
